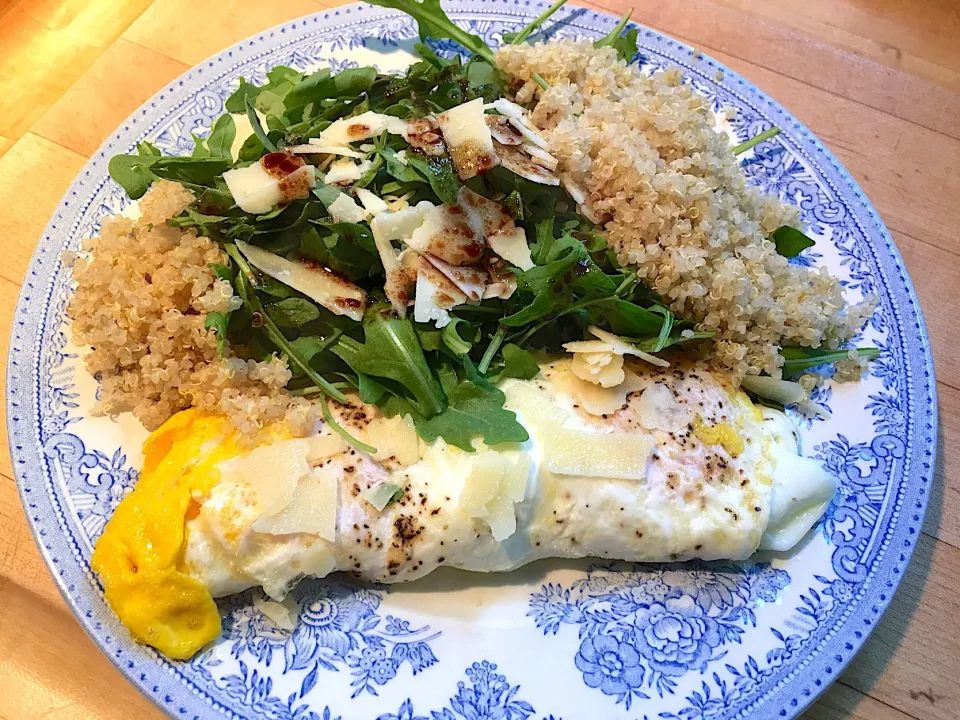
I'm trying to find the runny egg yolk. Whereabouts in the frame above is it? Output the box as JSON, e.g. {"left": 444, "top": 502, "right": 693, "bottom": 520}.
{"left": 91, "top": 409, "right": 240, "bottom": 659}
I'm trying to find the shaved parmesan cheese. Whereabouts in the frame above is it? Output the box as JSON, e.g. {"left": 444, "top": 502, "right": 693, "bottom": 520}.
{"left": 408, "top": 203, "right": 484, "bottom": 266}
{"left": 482, "top": 275, "right": 517, "bottom": 300}
{"left": 571, "top": 350, "right": 625, "bottom": 387}
{"left": 548, "top": 363, "right": 646, "bottom": 416}
{"left": 543, "top": 428, "right": 654, "bottom": 480}
{"left": 363, "top": 414, "right": 420, "bottom": 466}
{"left": 323, "top": 157, "right": 372, "bottom": 185}
{"left": 524, "top": 144, "right": 559, "bottom": 169}
{"left": 563, "top": 340, "right": 613, "bottom": 354}
{"left": 355, "top": 188, "right": 389, "bottom": 216}
{"left": 424, "top": 254, "right": 488, "bottom": 301}
{"left": 437, "top": 98, "right": 499, "bottom": 180}
{"left": 223, "top": 161, "right": 316, "bottom": 214}
{"left": 501, "top": 380, "right": 565, "bottom": 430}
{"left": 373, "top": 202, "right": 435, "bottom": 242}
{"left": 328, "top": 193, "right": 368, "bottom": 223}
{"left": 488, "top": 98, "right": 550, "bottom": 149}
{"left": 384, "top": 249, "right": 419, "bottom": 317}
{"left": 307, "top": 433, "right": 348, "bottom": 464}
{"left": 459, "top": 451, "right": 506, "bottom": 516}
{"left": 495, "top": 142, "right": 560, "bottom": 185}
{"left": 236, "top": 240, "right": 366, "bottom": 321}
{"left": 459, "top": 451, "right": 530, "bottom": 541}
{"left": 483, "top": 493, "right": 519, "bottom": 542}
{"left": 219, "top": 438, "right": 314, "bottom": 516}
{"left": 372, "top": 202, "right": 435, "bottom": 300}
{"left": 372, "top": 221, "right": 400, "bottom": 274}
{"left": 253, "top": 467, "right": 338, "bottom": 540}
{"left": 291, "top": 143, "right": 365, "bottom": 158}
{"left": 486, "top": 225, "right": 533, "bottom": 270}
{"left": 587, "top": 326, "right": 671, "bottom": 367}
{"left": 253, "top": 595, "right": 299, "bottom": 631}
{"left": 560, "top": 173, "right": 587, "bottom": 204}
{"left": 636, "top": 383, "right": 692, "bottom": 432}
{"left": 414, "top": 255, "right": 466, "bottom": 328}
{"left": 457, "top": 187, "right": 510, "bottom": 236}
{"left": 319, "top": 111, "right": 406, "bottom": 146}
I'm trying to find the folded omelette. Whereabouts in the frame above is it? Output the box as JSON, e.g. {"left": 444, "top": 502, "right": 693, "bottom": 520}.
{"left": 91, "top": 358, "right": 836, "bottom": 659}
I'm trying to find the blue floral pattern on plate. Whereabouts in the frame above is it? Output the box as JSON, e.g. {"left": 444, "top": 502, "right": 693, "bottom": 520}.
{"left": 6, "top": 2, "right": 936, "bottom": 719}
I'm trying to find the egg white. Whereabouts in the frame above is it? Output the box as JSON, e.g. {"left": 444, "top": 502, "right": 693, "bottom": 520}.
{"left": 183, "top": 360, "right": 836, "bottom": 599}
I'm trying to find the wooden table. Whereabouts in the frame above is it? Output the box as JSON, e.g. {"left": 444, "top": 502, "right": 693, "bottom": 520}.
{"left": 1, "top": 1, "right": 958, "bottom": 718}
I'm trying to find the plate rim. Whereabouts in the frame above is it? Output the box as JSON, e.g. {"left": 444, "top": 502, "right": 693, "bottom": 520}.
{"left": 6, "top": 2, "right": 938, "bottom": 718}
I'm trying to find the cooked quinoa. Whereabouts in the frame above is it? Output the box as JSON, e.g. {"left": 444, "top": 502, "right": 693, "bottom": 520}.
{"left": 68, "top": 180, "right": 314, "bottom": 434}
{"left": 497, "top": 40, "right": 876, "bottom": 377}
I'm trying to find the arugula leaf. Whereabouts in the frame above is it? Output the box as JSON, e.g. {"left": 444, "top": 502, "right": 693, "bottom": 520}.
{"left": 303, "top": 223, "right": 383, "bottom": 280}
{"left": 206, "top": 114, "right": 236, "bottom": 159}
{"left": 225, "top": 77, "right": 263, "bottom": 113}
{"left": 772, "top": 226, "right": 816, "bottom": 258}
{"left": 504, "top": 190, "right": 523, "bottom": 221}
{"left": 582, "top": 298, "right": 665, "bottom": 337}
{"left": 413, "top": 381, "right": 528, "bottom": 451}
{"left": 405, "top": 152, "right": 460, "bottom": 203}
{"left": 609, "top": 28, "right": 639, "bottom": 63}
{"left": 245, "top": 96, "right": 277, "bottom": 153}
{"left": 503, "top": 0, "right": 568, "bottom": 44}
{"left": 191, "top": 133, "right": 211, "bottom": 158}
{"left": 166, "top": 208, "right": 230, "bottom": 228}
{"left": 502, "top": 234, "right": 616, "bottom": 326}
{"left": 311, "top": 183, "right": 343, "bottom": 209}
{"left": 151, "top": 156, "right": 232, "bottom": 187}
{"left": 441, "top": 316, "right": 474, "bottom": 355}
{"left": 265, "top": 298, "right": 321, "bottom": 327}
{"left": 633, "top": 330, "right": 713, "bottom": 353}
{"left": 193, "top": 187, "right": 234, "bottom": 216}
{"left": 287, "top": 335, "right": 335, "bottom": 364}
{"left": 224, "top": 243, "right": 346, "bottom": 402}
{"left": 209, "top": 262, "right": 234, "bottom": 282}
{"left": 137, "top": 140, "right": 161, "bottom": 159}
{"left": 108, "top": 142, "right": 161, "bottom": 199}
{"left": 465, "top": 60, "right": 498, "bottom": 87}
{"left": 384, "top": 147, "right": 427, "bottom": 183}
{"left": 594, "top": 11, "right": 638, "bottom": 62}
{"left": 414, "top": 41, "right": 457, "bottom": 71}
{"left": 237, "top": 134, "right": 266, "bottom": 163}
{"left": 108, "top": 155, "right": 156, "bottom": 199}
{"left": 500, "top": 343, "right": 540, "bottom": 379}
{"left": 357, "top": 373, "right": 390, "bottom": 404}
{"left": 283, "top": 67, "right": 378, "bottom": 119}
{"left": 332, "top": 309, "right": 446, "bottom": 417}
{"left": 204, "top": 311, "right": 230, "bottom": 359}
{"left": 252, "top": 270, "right": 298, "bottom": 299}
{"left": 367, "top": 0, "right": 495, "bottom": 63}
{"left": 780, "top": 346, "right": 880, "bottom": 376}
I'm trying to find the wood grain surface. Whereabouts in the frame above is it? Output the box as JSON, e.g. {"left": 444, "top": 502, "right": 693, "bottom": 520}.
{"left": 0, "top": 1, "right": 957, "bottom": 718}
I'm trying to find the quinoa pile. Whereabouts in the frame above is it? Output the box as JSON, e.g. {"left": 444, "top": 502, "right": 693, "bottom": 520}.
{"left": 497, "top": 40, "right": 876, "bottom": 377}
{"left": 68, "top": 180, "right": 314, "bottom": 434}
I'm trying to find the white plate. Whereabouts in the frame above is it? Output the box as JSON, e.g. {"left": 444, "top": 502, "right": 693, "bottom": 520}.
{"left": 7, "top": 2, "right": 936, "bottom": 718}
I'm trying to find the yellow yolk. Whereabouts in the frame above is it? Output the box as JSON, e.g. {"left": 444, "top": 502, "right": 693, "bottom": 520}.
{"left": 694, "top": 419, "right": 745, "bottom": 457}
{"left": 91, "top": 409, "right": 242, "bottom": 659}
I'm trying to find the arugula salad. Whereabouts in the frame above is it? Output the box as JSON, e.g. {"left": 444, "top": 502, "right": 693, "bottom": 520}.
{"left": 104, "top": 0, "right": 877, "bottom": 451}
